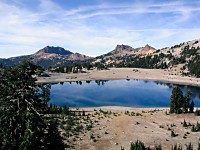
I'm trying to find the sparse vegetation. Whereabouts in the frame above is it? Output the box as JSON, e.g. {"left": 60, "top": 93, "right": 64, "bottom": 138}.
{"left": 171, "top": 130, "right": 178, "bottom": 137}
{"left": 130, "top": 140, "right": 150, "bottom": 150}
{"left": 191, "top": 122, "right": 200, "bottom": 132}
{"left": 195, "top": 109, "right": 200, "bottom": 116}
{"left": 0, "top": 46, "right": 200, "bottom": 150}
{"left": 172, "top": 144, "right": 182, "bottom": 150}
{"left": 130, "top": 140, "right": 199, "bottom": 150}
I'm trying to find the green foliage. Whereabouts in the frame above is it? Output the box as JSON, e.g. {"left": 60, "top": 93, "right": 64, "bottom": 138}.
{"left": 129, "top": 140, "right": 199, "bottom": 150}
{"left": 171, "top": 130, "right": 178, "bottom": 137}
{"left": 183, "top": 119, "right": 188, "bottom": 127}
{"left": 195, "top": 109, "right": 200, "bottom": 116}
{"left": 191, "top": 122, "right": 200, "bottom": 132}
{"left": 86, "top": 121, "right": 93, "bottom": 130}
{"left": 130, "top": 140, "right": 149, "bottom": 150}
{"left": 130, "top": 140, "right": 162, "bottom": 150}
{"left": 186, "top": 143, "right": 193, "bottom": 150}
{"left": 114, "top": 53, "right": 170, "bottom": 69}
{"left": 45, "top": 118, "right": 65, "bottom": 150}
{"left": 170, "top": 87, "right": 183, "bottom": 114}
{"left": 172, "top": 144, "right": 182, "bottom": 150}
{"left": 47, "top": 104, "right": 70, "bottom": 114}
{"left": 0, "top": 63, "right": 4, "bottom": 68}
{"left": 154, "top": 145, "right": 162, "bottom": 150}
{"left": 170, "top": 87, "right": 194, "bottom": 114}
{"left": 183, "top": 91, "right": 192, "bottom": 113}
{"left": 189, "top": 100, "right": 194, "bottom": 113}
{"left": 0, "top": 60, "right": 64, "bottom": 150}
{"left": 184, "top": 46, "right": 200, "bottom": 77}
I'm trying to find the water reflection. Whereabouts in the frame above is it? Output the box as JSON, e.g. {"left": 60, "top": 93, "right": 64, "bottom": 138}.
{"left": 49, "top": 80, "right": 200, "bottom": 107}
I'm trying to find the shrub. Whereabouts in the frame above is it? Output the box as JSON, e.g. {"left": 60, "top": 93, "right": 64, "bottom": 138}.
{"left": 185, "top": 143, "right": 193, "bottom": 150}
{"left": 172, "top": 144, "right": 182, "bottom": 150}
{"left": 183, "top": 119, "right": 188, "bottom": 127}
{"left": 130, "top": 140, "right": 148, "bottom": 150}
{"left": 195, "top": 110, "right": 200, "bottom": 116}
{"left": 171, "top": 130, "right": 178, "bottom": 137}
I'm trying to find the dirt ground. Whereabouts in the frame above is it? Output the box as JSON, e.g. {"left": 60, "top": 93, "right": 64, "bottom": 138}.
{"left": 70, "top": 107, "right": 200, "bottom": 150}
{"left": 36, "top": 67, "right": 200, "bottom": 149}
{"left": 37, "top": 67, "right": 200, "bottom": 87}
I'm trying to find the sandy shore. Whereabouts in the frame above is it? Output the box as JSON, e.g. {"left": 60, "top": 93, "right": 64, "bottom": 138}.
{"left": 36, "top": 67, "right": 200, "bottom": 149}
{"left": 65, "top": 106, "right": 200, "bottom": 150}
{"left": 37, "top": 68, "right": 200, "bottom": 87}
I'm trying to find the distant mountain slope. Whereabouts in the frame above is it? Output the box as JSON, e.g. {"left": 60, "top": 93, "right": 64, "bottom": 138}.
{"left": 0, "top": 38, "right": 199, "bottom": 77}
{"left": 102, "top": 44, "right": 156, "bottom": 57}
{"left": 95, "top": 44, "right": 156, "bottom": 65}
{"left": 0, "top": 46, "right": 91, "bottom": 68}
{"left": 0, "top": 55, "right": 31, "bottom": 67}
{"left": 93, "top": 38, "right": 200, "bottom": 77}
{"left": 35, "top": 46, "right": 73, "bottom": 56}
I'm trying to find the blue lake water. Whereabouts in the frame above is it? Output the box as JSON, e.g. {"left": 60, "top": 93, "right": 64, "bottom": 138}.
{"left": 49, "top": 80, "right": 200, "bottom": 107}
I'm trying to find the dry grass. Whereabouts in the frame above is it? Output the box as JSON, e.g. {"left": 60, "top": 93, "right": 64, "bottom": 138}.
{"left": 65, "top": 107, "right": 200, "bottom": 150}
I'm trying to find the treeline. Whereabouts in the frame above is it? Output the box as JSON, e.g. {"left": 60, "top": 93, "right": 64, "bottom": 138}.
{"left": 51, "top": 62, "right": 107, "bottom": 73}
{"left": 96, "top": 44, "right": 200, "bottom": 77}
{"left": 46, "top": 104, "right": 86, "bottom": 116}
{"left": 113, "top": 54, "right": 170, "bottom": 69}
{"left": 181, "top": 45, "right": 200, "bottom": 77}
{"left": 187, "top": 55, "right": 200, "bottom": 77}
{"left": 99, "top": 51, "right": 184, "bottom": 69}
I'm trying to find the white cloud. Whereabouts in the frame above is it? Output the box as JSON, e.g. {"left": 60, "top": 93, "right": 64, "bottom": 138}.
{"left": 0, "top": 0, "right": 200, "bottom": 58}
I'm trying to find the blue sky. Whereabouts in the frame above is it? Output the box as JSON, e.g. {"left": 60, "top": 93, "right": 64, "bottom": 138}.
{"left": 0, "top": 0, "right": 200, "bottom": 58}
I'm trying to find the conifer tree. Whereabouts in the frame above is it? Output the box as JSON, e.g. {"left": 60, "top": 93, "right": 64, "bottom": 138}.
{"left": 170, "top": 87, "right": 194, "bottom": 114}
{"left": 183, "top": 91, "right": 192, "bottom": 113}
{"left": 189, "top": 100, "right": 194, "bottom": 113}
{"left": 170, "top": 87, "right": 183, "bottom": 114}
{"left": 0, "top": 60, "right": 64, "bottom": 150}
{"left": 45, "top": 118, "right": 65, "bottom": 150}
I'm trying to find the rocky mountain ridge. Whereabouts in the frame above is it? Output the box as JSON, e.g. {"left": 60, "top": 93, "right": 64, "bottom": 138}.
{"left": 0, "top": 38, "right": 199, "bottom": 72}
{"left": 0, "top": 46, "right": 91, "bottom": 68}
{"left": 90, "top": 38, "right": 199, "bottom": 77}
{"left": 108, "top": 44, "right": 156, "bottom": 56}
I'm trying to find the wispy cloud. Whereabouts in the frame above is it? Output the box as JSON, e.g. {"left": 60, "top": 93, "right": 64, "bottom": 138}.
{"left": 0, "top": 0, "right": 200, "bottom": 58}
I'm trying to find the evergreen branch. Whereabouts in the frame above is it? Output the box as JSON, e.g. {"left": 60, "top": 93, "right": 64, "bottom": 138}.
{"left": 24, "top": 99, "right": 41, "bottom": 117}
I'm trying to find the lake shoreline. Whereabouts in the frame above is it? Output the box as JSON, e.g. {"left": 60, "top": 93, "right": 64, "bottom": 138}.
{"left": 37, "top": 68, "right": 200, "bottom": 87}
{"left": 71, "top": 106, "right": 170, "bottom": 111}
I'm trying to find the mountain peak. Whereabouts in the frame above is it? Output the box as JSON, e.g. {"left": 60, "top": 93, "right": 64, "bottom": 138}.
{"left": 36, "top": 46, "right": 73, "bottom": 56}
{"left": 140, "top": 44, "right": 156, "bottom": 54}
{"left": 115, "top": 44, "right": 133, "bottom": 51}
{"left": 144, "top": 44, "right": 150, "bottom": 48}
{"left": 112, "top": 44, "right": 133, "bottom": 54}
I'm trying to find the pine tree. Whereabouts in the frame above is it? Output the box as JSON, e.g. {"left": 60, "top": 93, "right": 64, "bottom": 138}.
{"left": 172, "top": 144, "right": 182, "bottom": 150}
{"left": 0, "top": 60, "right": 64, "bottom": 149}
{"left": 183, "top": 91, "right": 192, "bottom": 113}
{"left": 170, "top": 87, "right": 183, "bottom": 114}
{"left": 185, "top": 143, "right": 193, "bottom": 150}
{"left": 45, "top": 118, "right": 65, "bottom": 150}
{"left": 130, "top": 140, "right": 147, "bottom": 150}
{"left": 183, "top": 119, "right": 187, "bottom": 127}
{"left": 189, "top": 100, "right": 194, "bottom": 113}
{"left": 0, "top": 60, "right": 44, "bottom": 149}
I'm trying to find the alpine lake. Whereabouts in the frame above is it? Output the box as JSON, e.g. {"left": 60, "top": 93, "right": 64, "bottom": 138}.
{"left": 48, "top": 79, "right": 200, "bottom": 108}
